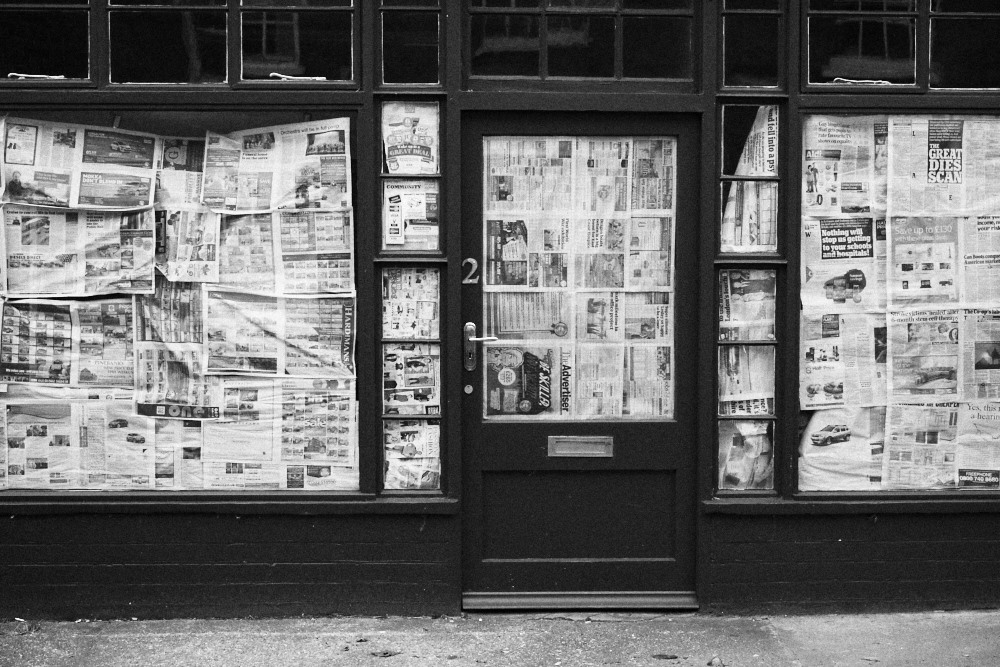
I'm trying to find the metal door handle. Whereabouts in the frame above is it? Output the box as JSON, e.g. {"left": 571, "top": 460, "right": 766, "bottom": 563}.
{"left": 464, "top": 322, "right": 497, "bottom": 371}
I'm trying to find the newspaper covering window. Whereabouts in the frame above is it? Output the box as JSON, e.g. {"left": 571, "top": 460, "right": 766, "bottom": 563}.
{"left": 2, "top": 118, "right": 160, "bottom": 210}
{"left": 799, "top": 114, "right": 1000, "bottom": 491}
{"left": 382, "top": 179, "right": 439, "bottom": 251}
{"left": 717, "top": 269, "right": 776, "bottom": 341}
{"left": 481, "top": 135, "right": 676, "bottom": 421}
{"left": 0, "top": 115, "right": 359, "bottom": 492}
{"left": 382, "top": 267, "right": 440, "bottom": 340}
{"left": 382, "top": 102, "right": 440, "bottom": 175}
{"left": 718, "top": 345, "right": 775, "bottom": 417}
{"left": 717, "top": 420, "right": 774, "bottom": 490}
{"left": 384, "top": 419, "right": 440, "bottom": 490}
{"left": 720, "top": 105, "right": 779, "bottom": 254}
{"left": 383, "top": 343, "right": 440, "bottom": 416}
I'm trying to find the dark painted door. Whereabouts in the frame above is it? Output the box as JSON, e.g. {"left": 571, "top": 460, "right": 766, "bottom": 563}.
{"left": 461, "top": 112, "right": 699, "bottom": 609}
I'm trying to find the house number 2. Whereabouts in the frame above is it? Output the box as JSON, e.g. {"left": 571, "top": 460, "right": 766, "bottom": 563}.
{"left": 462, "top": 258, "right": 480, "bottom": 284}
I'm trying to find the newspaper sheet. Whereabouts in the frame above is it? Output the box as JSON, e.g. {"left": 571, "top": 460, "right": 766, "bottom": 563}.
{"left": 717, "top": 420, "right": 774, "bottom": 490}
{"left": 631, "top": 137, "right": 675, "bottom": 211}
{"left": 718, "top": 345, "right": 775, "bottom": 416}
{"left": 887, "top": 216, "right": 959, "bottom": 308}
{"left": 382, "top": 267, "right": 439, "bottom": 339}
{"left": 801, "top": 216, "right": 882, "bottom": 312}
{"left": 956, "top": 402, "right": 1000, "bottom": 489}
{"left": 155, "top": 206, "right": 220, "bottom": 282}
{"left": 960, "top": 310, "right": 1000, "bottom": 400}
{"left": 960, "top": 215, "right": 1000, "bottom": 307}
{"left": 482, "top": 344, "right": 568, "bottom": 419}
{"left": 887, "top": 309, "right": 960, "bottom": 402}
{"left": 3, "top": 206, "right": 155, "bottom": 296}
{"left": 798, "top": 407, "right": 885, "bottom": 491}
{"left": 382, "top": 179, "right": 439, "bottom": 251}
{"left": 205, "top": 290, "right": 356, "bottom": 378}
{"left": 202, "top": 118, "right": 351, "bottom": 212}
{"left": 718, "top": 269, "right": 776, "bottom": 341}
{"left": 156, "top": 137, "right": 205, "bottom": 207}
{"left": 883, "top": 402, "right": 958, "bottom": 489}
{"left": 0, "top": 298, "right": 134, "bottom": 387}
{"left": 218, "top": 213, "right": 276, "bottom": 291}
{"left": 484, "top": 137, "right": 575, "bottom": 212}
{"left": 276, "top": 209, "right": 354, "bottom": 294}
{"left": 382, "top": 102, "right": 440, "bottom": 176}
{"left": 720, "top": 105, "right": 779, "bottom": 253}
{"left": 383, "top": 343, "right": 440, "bottom": 416}
{"left": 384, "top": 419, "right": 440, "bottom": 490}
{"left": 802, "top": 115, "right": 887, "bottom": 216}
{"left": 2, "top": 117, "right": 160, "bottom": 210}
{"left": 800, "top": 312, "right": 887, "bottom": 409}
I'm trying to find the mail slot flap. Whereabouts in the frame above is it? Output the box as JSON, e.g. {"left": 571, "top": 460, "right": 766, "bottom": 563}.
{"left": 547, "top": 435, "right": 614, "bottom": 458}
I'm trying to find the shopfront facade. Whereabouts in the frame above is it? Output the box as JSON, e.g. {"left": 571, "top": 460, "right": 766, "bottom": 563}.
{"left": 2, "top": 1, "right": 1000, "bottom": 618}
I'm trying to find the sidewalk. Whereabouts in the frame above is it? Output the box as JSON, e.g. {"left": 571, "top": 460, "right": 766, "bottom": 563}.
{"left": 2, "top": 610, "right": 998, "bottom": 667}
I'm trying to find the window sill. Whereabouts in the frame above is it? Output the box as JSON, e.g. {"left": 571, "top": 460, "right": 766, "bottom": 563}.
{"left": 703, "top": 494, "right": 1000, "bottom": 515}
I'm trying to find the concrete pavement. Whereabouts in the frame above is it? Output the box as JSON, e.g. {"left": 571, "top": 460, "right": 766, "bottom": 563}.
{"left": 1, "top": 610, "right": 998, "bottom": 666}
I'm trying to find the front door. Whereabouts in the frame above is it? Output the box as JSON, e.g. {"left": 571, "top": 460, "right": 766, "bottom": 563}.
{"left": 461, "top": 112, "right": 699, "bottom": 609}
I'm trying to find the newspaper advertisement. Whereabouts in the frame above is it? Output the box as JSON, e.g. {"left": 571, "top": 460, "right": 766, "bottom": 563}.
{"left": 218, "top": 213, "right": 276, "bottom": 291}
{"left": 960, "top": 310, "right": 1000, "bottom": 400}
{"left": 631, "top": 137, "right": 675, "bottom": 211}
{"left": 717, "top": 420, "right": 773, "bottom": 490}
{"left": 798, "top": 407, "right": 886, "bottom": 491}
{"left": 205, "top": 291, "right": 355, "bottom": 378}
{"left": 276, "top": 208, "right": 354, "bottom": 294}
{"left": 382, "top": 267, "right": 439, "bottom": 339}
{"left": 800, "top": 312, "right": 887, "bottom": 409}
{"left": 202, "top": 117, "right": 351, "bottom": 212}
{"left": 718, "top": 269, "right": 776, "bottom": 341}
{"left": 155, "top": 206, "right": 220, "bottom": 282}
{"left": 485, "top": 292, "right": 571, "bottom": 340}
{"left": 0, "top": 298, "right": 134, "bottom": 387}
{"left": 2, "top": 117, "right": 160, "bottom": 209}
{"left": 383, "top": 343, "right": 440, "bottom": 416}
{"left": 883, "top": 402, "right": 958, "bottom": 489}
{"left": 575, "top": 138, "right": 629, "bottom": 215}
{"left": 720, "top": 105, "right": 779, "bottom": 253}
{"left": 384, "top": 419, "right": 440, "bottom": 490}
{"left": 483, "top": 344, "right": 568, "bottom": 419}
{"left": 887, "top": 309, "right": 960, "bottom": 401}
{"left": 801, "top": 216, "right": 882, "bottom": 312}
{"left": 156, "top": 137, "right": 205, "bottom": 207}
{"left": 718, "top": 345, "right": 775, "bottom": 416}
{"left": 622, "top": 344, "right": 673, "bottom": 418}
{"left": 887, "top": 216, "right": 959, "bottom": 307}
{"left": 4, "top": 206, "right": 155, "bottom": 296}
{"left": 802, "top": 114, "right": 886, "bottom": 216}
{"left": 382, "top": 179, "right": 439, "bottom": 250}
{"left": 382, "top": 101, "right": 439, "bottom": 175}
{"left": 956, "top": 402, "right": 1000, "bottom": 489}
{"left": 575, "top": 292, "right": 671, "bottom": 343}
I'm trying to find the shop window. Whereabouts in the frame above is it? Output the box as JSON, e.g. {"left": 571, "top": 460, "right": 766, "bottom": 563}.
{"left": 468, "top": 0, "right": 696, "bottom": 83}
{"left": 806, "top": 1, "right": 1000, "bottom": 89}
{"left": 721, "top": 0, "right": 782, "bottom": 88}
{"left": 381, "top": 0, "right": 441, "bottom": 85}
{"left": 798, "top": 113, "right": 1000, "bottom": 492}
{"left": 0, "top": 4, "right": 90, "bottom": 81}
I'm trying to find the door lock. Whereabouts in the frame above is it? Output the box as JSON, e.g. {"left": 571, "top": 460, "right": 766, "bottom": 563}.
{"left": 464, "top": 322, "right": 498, "bottom": 371}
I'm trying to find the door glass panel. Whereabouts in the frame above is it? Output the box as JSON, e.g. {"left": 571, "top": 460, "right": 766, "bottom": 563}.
{"left": 481, "top": 136, "right": 676, "bottom": 420}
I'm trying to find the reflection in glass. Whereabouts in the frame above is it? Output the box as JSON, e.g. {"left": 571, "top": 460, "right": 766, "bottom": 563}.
{"left": 383, "top": 11, "right": 438, "bottom": 84}
{"left": 623, "top": 17, "right": 692, "bottom": 79}
{"left": 470, "top": 14, "right": 539, "bottom": 77}
{"left": 110, "top": 11, "right": 226, "bottom": 83}
{"left": 724, "top": 14, "right": 780, "bottom": 86}
{"left": 547, "top": 15, "right": 614, "bottom": 78}
{"left": 932, "top": 18, "right": 1000, "bottom": 88}
{"left": 718, "top": 420, "right": 774, "bottom": 491}
{"left": 242, "top": 11, "right": 352, "bottom": 80}
{"left": 809, "top": 16, "right": 915, "bottom": 83}
{"left": 717, "top": 345, "right": 775, "bottom": 417}
{"left": 0, "top": 11, "right": 89, "bottom": 79}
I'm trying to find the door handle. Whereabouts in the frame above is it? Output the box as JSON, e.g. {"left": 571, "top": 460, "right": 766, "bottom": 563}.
{"left": 464, "top": 322, "right": 498, "bottom": 371}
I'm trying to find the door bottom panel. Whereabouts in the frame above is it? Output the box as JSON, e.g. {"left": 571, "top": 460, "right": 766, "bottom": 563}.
{"left": 463, "top": 591, "right": 698, "bottom": 611}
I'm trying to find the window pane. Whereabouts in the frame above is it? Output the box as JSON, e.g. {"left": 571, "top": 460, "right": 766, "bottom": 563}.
{"left": 718, "top": 420, "right": 774, "bottom": 491}
{"left": 933, "top": 0, "right": 999, "bottom": 11}
{"left": 0, "top": 11, "right": 88, "bottom": 79}
{"left": 810, "top": 1, "right": 915, "bottom": 10}
{"left": 0, "top": 0, "right": 86, "bottom": 3}
{"left": 932, "top": 18, "right": 1000, "bottom": 87}
{"left": 718, "top": 270, "right": 777, "bottom": 341}
{"left": 718, "top": 345, "right": 775, "bottom": 416}
{"left": 720, "top": 181, "right": 779, "bottom": 253}
{"left": 722, "top": 105, "right": 778, "bottom": 177}
{"left": 469, "top": 0, "right": 540, "bottom": 6}
{"left": 725, "top": 0, "right": 779, "bottom": 8}
{"left": 549, "top": 0, "right": 615, "bottom": 7}
{"left": 547, "top": 15, "right": 613, "bottom": 78}
{"left": 724, "top": 14, "right": 779, "bottom": 86}
{"left": 808, "top": 16, "right": 915, "bottom": 84}
{"left": 242, "top": 0, "right": 352, "bottom": 6}
{"left": 470, "top": 14, "right": 540, "bottom": 77}
{"left": 384, "top": 419, "right": 441, "bottom": 490}
{"left": 112, "top": 0, "right": 224, "bottom": 5}
{"left": 382, "top": 0, "right": 437, "bottom": 5}
{"left": 383, "top": 11, "right": 439, "bottom": 84}
{"left": 623, "top": 16, "right": 692, "bottom": 79}
{"left": 242, "top": 11, "right": 352, "bottom": 80}
{"left": 111, "top": 11, "right": 226, "bottom": 83}
{"left": 622, "top": 0, "right": 692, "bottom": 9}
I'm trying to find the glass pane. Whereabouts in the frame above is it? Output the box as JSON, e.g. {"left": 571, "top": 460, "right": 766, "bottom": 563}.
{"left": 718, "top": 345, "right": 775, "bottom": 416}
{"left": 0, "top": 0, "right": 86, "bottom": 3}
{"left": 546, "top": 15, "right": 613, "bottom": 78}
{"left": 382, "top": 179, "right": 440, "bottom": 251}
{"left": 720, "top": 181, "right": 779, "bottom": 253}
{"left": 810, "top": 1, "right": 916, "bottom": 10}
{"left": 933, "top": 0, "right": 999, "bottom": 11}
{"left": 382, "top": 267, "right": 440, "bottom": 339}
{"left": 725, "top": 0, "right": 779, "bottom": 8}
{"left": 382, "top": 11, "right": 439, "bottom": 84}
{"left": 0, "top": 11, "right": 88, "bottom": 79}
{"left": 469, "top": 0, "right": 540, "bottom": 6}
{"left": 622, "top": 0, "right": 692, "bottom": 9}
{"left": 242, "top": 0, "right": 352, "bottom": 6}
{"left": 110, "top": 11, "right": 226, "bottom": 83}
{"left": 718, "top": 420, "right": 774, "bottom": 491}
{"left": 932, "top": 18, "right": 1000, "bottom": 88}
{"left": 549, "top": 0, "right": 614, "bottom": 6}
{"left": 112, "top": 0, "right": 224, "bottom": 5}
{"left": 722, "top": 105, "right": 778, "bottom": 177}
{"left": 384, "top": 419, "right": 441, "bottom": 490}
{"left": 808, "top": 16, "right": 915, "bottom": 84}
{"left": 718, "top": 269, "right": 776, "bottom": 341}
{"left": 242, "top": 11, "right": 352, "bottom": 80}
{"left": 724, "top": 14, "right": 780, "bottom": 86}
{"left": 623, "top": 16, "right": 692, "bottom": 79}
{"left": 383, "top": 344, "right": 441, "bottom": 415}
{"left": 470, "top": 14, "right": 540, "bottom": 77}
{"left": 382, "top": 0, "right": 437, "bottom": 5}
{"left": 482, "top": 135, "right": 677, "bottom": 420}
